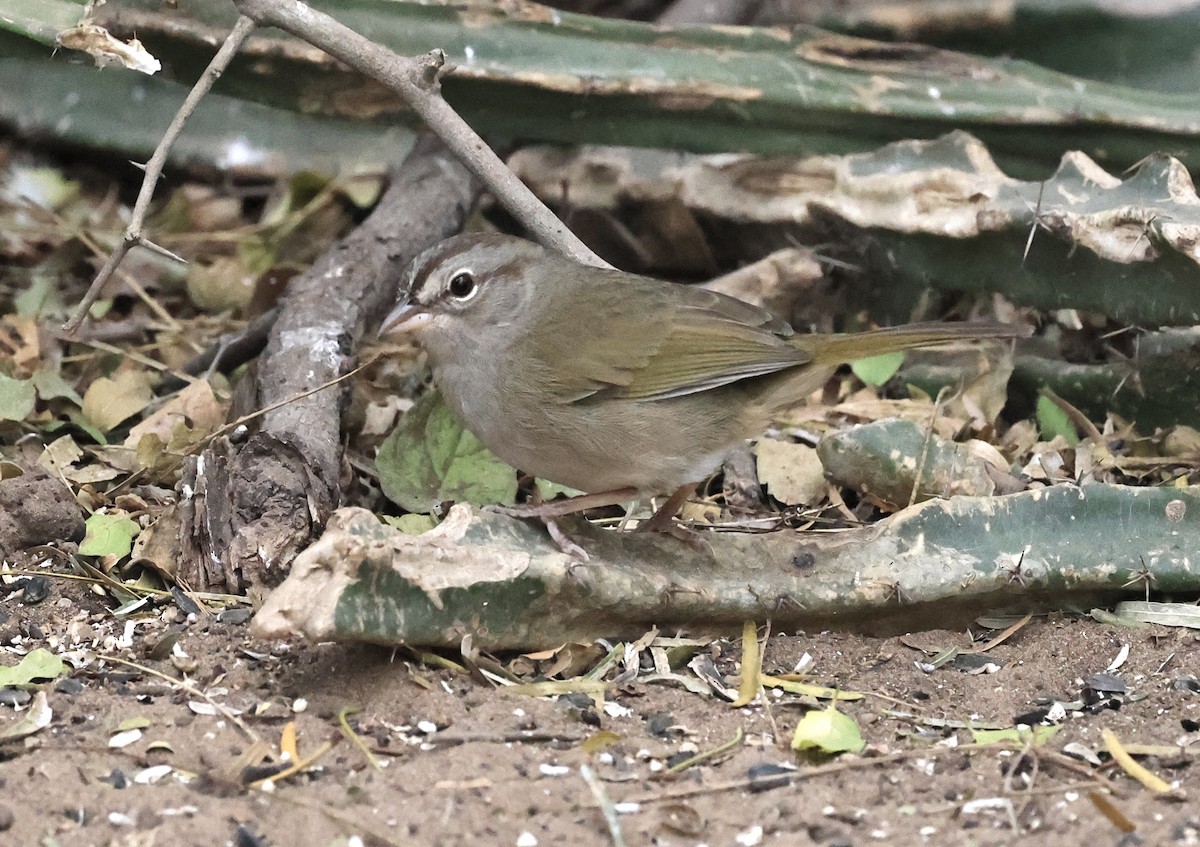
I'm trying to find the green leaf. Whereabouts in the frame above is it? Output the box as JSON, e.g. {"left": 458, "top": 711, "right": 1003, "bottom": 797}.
{"left": 0, "top": 648, "right": 66, "bottom": 687}
{"left": 79, "top": 512, "right": 140, "bottom": 558}
{"left": 791, "top": 703, "right": 865, "bottom": 754}
{"left": 63, "top": 409, "right": 109, "bottom": 445}
{"left": 32, "top": 367, "right": 83, "bottom": 406}
{"left": 536, "top": 479, "right": 584, "bottom": 500}
{"left": 851, "top": 351, "right": 905, "bottom": 387}
{"left": 376, "top": 391, "right": 518, "bottom": 514}
{"left": 970, "top": 724, "right": 1061, "bottom": 746}
{"left": 383, "top": 513, "right": 439, "bottom": 535}
{"left": 1036, "top": 395, "right": 1080, "bottom": 445}
{"left": 6, "top": 165, "right": 78, "bottom": 210}
{"left": 15, "top": 273, "right": 65, "bottom": 319}
{"left": 0, "top": 373, "right": 36, "bottom": 422}
{"left": 1112, "top": 601, "right": 1200, "bottom": 629}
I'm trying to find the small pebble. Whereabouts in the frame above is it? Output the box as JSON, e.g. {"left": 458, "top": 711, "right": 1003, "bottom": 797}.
{"left": 0, "top": 803, "right": 14, "bottom": 831}
{"left": 21, "top": 576, "right": 52, "bottom": 605}
{"left": 54, "top": 678, "right": 85, "bottom": 695}
{"left": 747, "top": 762, "right": 797, "bottom": 792}
{"left": 0, "top": 688, "right": 31, "bottom": 708}
{"left": 219, "top": 607, "right": 253, "bottom": 626}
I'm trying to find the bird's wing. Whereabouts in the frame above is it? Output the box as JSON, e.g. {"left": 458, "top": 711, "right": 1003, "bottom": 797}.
{"left": 531, "top": 272, "right": 810, "bottom": 403}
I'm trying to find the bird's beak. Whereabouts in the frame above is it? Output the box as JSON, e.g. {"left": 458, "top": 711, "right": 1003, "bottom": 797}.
{"left": 380, "top": 300, "right": 431, "bottom": 336}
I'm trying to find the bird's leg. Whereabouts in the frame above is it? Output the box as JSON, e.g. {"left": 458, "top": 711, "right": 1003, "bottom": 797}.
{"left": 488, "top": 487, "right": 640, "bottom": 519}
{"left": 638, "top": 483, "right": 698, "bottom": 532}
{"left": 637, "top": 483, "right": 710, "bottom": 551}
{"left": 490, "top": 483, "right": 709, "bottom": 551}
{"left": 488, "top": 486, "right": 641, "bottom": 561}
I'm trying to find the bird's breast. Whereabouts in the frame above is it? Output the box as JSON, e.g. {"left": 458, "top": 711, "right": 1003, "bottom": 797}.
{"left": 434, "top": 360, "right": 758, "bottom": 494}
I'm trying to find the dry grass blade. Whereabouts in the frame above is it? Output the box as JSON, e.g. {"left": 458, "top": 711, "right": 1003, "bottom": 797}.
{"left": 662, "top": 727, "right": 744, "bottom": 776}
{"left": 338, "top": 706, "right": 383, "bottom": 770}
{"left": 98, "top": 654, "right": 259, "bottom": 742}
{"left": 731, "top": 620, "right": 762, "bottom": 708}
{"left": 248, "top": 740, "right": 335, "bottom": 789}
{"left": 505, "top": 680, "right": 608, "bottom": 710}
{"left": 908, "top": 385, "right": 951, "bottom": 508}
{"left": 628, "top": 748, "right": 939, "bottom": 804}
{"left": 1101, "top": 729, "right": 1177, "bottom": 796}
{"left": 1088, "top": 791, "right": 1135, "bottom": 833}
{"left": 963, "top": 614, "right": 1034, "bottom": 654}
{"left": 580, "top": 763, "right": 627, "bottom": 847}
{"left": 761, "top": 676, "right": 863, "bottom": 701}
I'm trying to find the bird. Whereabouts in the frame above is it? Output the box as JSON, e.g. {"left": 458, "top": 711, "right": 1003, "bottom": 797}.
{"left": 381, "top": 232, "right": 1028, "bottom": 540}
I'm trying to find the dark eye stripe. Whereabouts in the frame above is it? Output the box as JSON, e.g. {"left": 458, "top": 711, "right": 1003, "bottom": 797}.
{"left": 407, "top": 240, "right": 477, "bottom": 303}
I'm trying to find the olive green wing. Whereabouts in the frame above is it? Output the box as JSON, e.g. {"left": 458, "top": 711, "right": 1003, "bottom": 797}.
{"left": 530, "top": 271, "right": 810, "bottom": 403}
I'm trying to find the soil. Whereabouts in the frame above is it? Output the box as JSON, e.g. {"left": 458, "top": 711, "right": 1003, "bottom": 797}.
{"left": 1, "top": 573, "right": 1198, "bottom": 847}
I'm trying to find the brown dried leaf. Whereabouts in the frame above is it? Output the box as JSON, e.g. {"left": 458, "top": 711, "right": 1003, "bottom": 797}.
{"left": 55, "top": 22, "right": 160, "bottom": 75}
{"left": 1162, "top": 426, "right": 1200, "bottom": 460}
{"left": 0, "top": 315, "right": 41, "bottom": 374}
{"left": 124, "top": 380, "right": 226, "bottom": 450}
{"left": 186, "top": 257, "right": 257, "bottom": 313}
{"left": 37, "top": 434, "right": 84, "bottom": 477}
{"left": 755, "top": 438, "right": 826, "bottom": 506}
{"left": 82, "top": 369, "right": 154, "bottom": 432}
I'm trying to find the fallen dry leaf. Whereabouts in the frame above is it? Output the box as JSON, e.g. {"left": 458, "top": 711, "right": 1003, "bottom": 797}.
{"left": 755, "top": 437, "right": 826, "bottom": 506}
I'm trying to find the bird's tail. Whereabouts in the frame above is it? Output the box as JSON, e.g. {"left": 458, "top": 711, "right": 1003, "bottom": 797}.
{"left": 797, "top": 321, "right": 1031, "bottom": 366}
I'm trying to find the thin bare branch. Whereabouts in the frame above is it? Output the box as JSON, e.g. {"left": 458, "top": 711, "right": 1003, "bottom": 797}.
{"left": 231, "top": 0, "right": 606, "bottom": 269}
{"left": 64, "top": 15, "right": 258, "bottom": 333}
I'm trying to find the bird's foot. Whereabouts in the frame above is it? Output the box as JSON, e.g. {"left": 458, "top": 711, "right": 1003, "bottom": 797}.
{"left": 635, "top": 482, "right": 711, "bottom": 552}
{"left": 486, "top": 489, "right": 639, "bottom": 561}
{"left": 543, "top": 516, "right": 589, "bottom": 562}
{"left": 637, "top": 517, "right": 712, "bottom": 553}
{"left": 487, "top": 482, "right": 710, "bottom": 553}
{"left": 486, "top": 487, "right": 639, "bottom": 520}
{"left": 484, "top": 503, "right": 590, "bottom": 560}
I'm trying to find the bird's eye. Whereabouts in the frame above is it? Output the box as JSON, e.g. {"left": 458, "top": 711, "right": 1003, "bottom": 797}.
{"left": 448, "top": 271, "right": 477, "bottom": 300}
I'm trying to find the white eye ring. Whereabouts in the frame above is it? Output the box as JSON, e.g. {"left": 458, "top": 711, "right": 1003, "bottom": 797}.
{"left": 447, "top": 269, "right": 478, "bottom": 301}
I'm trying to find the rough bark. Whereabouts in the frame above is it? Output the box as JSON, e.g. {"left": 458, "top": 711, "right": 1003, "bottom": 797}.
{"left": 179, "top": 134, "right": 480, "bottom": 598}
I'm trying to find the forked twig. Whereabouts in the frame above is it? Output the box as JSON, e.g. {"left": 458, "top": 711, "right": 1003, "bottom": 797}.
{"left": 230, "top": 0, "right": 604, "bottom": 268}
{"left": 68, "top": 0, "right": 608, "bottom": 334}
{"left": 65, "top": 15, "right": 257, "bottom": 333}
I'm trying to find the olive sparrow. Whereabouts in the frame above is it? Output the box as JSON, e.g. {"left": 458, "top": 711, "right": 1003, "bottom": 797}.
{"left": 381, "top": 233, "right": 1029, "bottom": 536}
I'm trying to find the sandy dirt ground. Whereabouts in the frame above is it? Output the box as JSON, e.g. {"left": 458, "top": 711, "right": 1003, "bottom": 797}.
{"left": 2, "top": 572, "right": 1197, "bottom": 847}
